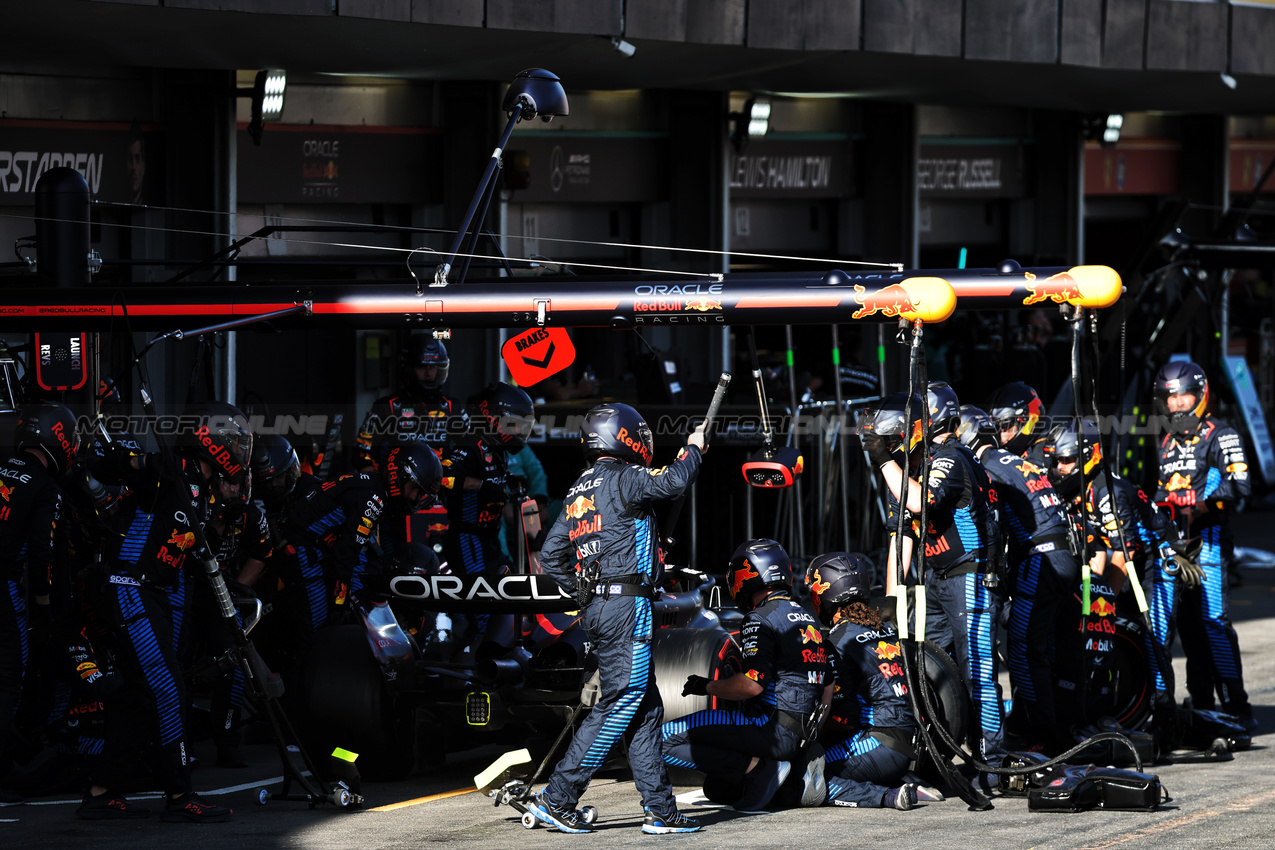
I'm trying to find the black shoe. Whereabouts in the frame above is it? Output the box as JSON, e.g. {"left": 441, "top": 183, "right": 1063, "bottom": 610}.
{"left": 732, "top": 759, "right": 791, "bottom": 813}
{"left": 642, "top": 809, "right": 702, "bottom": 834}
{"left": 75, "top": 791, "right": 151, "bottom": 820}
{"left": 160, "top": 793, "right": 233, "bottom": 823}
{"left": 884, "top": 783, "right": 917, "bottom": 811}
{"left": 526, "top": 792, "right": 593, "bottom": 834}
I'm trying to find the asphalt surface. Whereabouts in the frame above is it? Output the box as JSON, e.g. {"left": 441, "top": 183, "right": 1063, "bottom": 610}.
{"left": 6, "top": 509, "right": 1275, "bottom": 848}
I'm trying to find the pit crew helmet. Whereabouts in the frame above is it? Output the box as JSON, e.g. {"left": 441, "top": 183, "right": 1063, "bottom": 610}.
{"left": 15, "top": 401, "right": 80, "bottom": 476}
{"left": 251, "top": 433, "right": 301, "bottom": 502}
{"left": 926, "top": 381, "right": 961, "bottom": 436}
{"left": 469, "top": 383, "right": 535, "bottom": 452}
{"left": 580, "top": 403, "right": 654, "bottom": 467}
{"left": 859, "top": 392, "right": 926, "bottom": 467}
{"left": 726, "top": 538, "right": 792, "bottom": 612}
{"left": 988, "top": 381, "right": 1045, "bottom": 456}
{"left": 1153, "top": 360, "right": 1209, "bottom": 437}
{"left": 1047, "top": 418, "right": 1102, "bottom": 500}
{"left": 956, "top": 405, "right": 1000, "bottom": 452}
{"left": 382, "top": 443, "right": 442, "bottom": 513}
{"left": 181, "top": 401, "right": 253, "bottom": 487}
{"left": 401, "top": 334, "right": 450, "bottom": 393}
{"left": 805, "top": 551, "right": 874, "bottom": 627}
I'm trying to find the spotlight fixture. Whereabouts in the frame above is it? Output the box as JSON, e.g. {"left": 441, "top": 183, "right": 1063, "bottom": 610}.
{"left": 730, "top": 97, "right": 771, "bottom": 153}
{"left": 610, "top": 37, "right": 637, "bottom": 57}
{"left": 1103, "top": 113, "right": 1123, "bottom": 146}
{"left": 1221, "top": 72, "right": 1238, "bottom": 90}
{"left": 239, "top": 69, "right": 287, "bottom": 147}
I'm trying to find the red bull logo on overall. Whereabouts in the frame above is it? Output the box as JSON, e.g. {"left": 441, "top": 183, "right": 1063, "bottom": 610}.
{"left": 800, "top": 625, "right": 823, "bottom": 645}
{"left": 564, "top": 495, "right": 595, "bottom": 519}
{"left": 874, "top": 641, "right": 902, "bottom": 661}
{"left": 851, "top": 284, "right": 918, "bottom": 320}
{"left": 1022, "top": 272, "right": 1084, "bottom": 305}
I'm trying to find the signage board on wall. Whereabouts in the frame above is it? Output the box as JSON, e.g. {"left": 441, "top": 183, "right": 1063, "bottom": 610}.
{"left": 917, "top": 142, "right": 1027, "bottom": 199}
{"left": 505, "top": 133, "right": 667, "bottom": 204}
{"left": 0, "top": 119, "right": 162, "bottom": 206}
{"left": 237, "top": 123, "right": 442, "bottom": 205}
{"left": 729, "top": 137, "right": 851, "bottom": 199}
{"left": 1083, "top": 141, "right": 1181, "bottom": 196}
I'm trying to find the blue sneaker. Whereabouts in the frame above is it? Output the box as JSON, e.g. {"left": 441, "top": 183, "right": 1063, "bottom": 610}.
{"left": 526, "top": 792, "right": 594, "bottom": 834}
{"left": 642, "top": 809, "right": 702, "bottom": 834}
{"left": 732, "top": 759, "right": 791, "bottom": 813}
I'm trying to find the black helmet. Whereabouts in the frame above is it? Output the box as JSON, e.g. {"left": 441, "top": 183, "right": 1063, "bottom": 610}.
{"left": 1153, "top": 360, "right": 1208, "bottom": 436}
{"left": 382, "top": 443, "right": 442, "bottom": 513}
{"left": 580, "top": 403, "right": 654, "bottom": 467}
{"left": 726, "top": 538, "right": 792, "bottom": 612}
{"left": 805, "top": 551, "right": 874, "bottom": 626}
{"left": 926, "top": 381, "right": 961, "bottom": 435}
{"left": 470, "top": 383, "right": 535, "bottom": 451}
{"left": 988, "top": 381, "right": 1045, "bottom": 456}
{"left": 1047, "top": 418, "right": 1102, "bottom": 500}
{"left": 63, "top": 461, "right": 125, "bottom": 541}
{"left": 859, "top": 392, "right": 926, "bottom": 466}
{"left": 181, "top": 401, "right": 253, "bottom": 486}
{"left": 401, "top": 334, "right": 450, "bottom": 393}
{"left": 15, "top": 401, "right": 80, "bottom": 476}
{"left": 251, "top": 433, "right": 300, "bottom": 503}
{"left": 390, "top": 541, "right": 445, "bottom": 578}
{"left": 956, "top": 405, "right": 1000, "bottom": 452}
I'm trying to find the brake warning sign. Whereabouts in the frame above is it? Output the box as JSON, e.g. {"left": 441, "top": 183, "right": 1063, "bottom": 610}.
{"left": 502, "top": 326, "right": 576, "bottom": 387}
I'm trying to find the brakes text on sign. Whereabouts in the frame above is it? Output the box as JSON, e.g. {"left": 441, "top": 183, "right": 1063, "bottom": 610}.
{"left": 502, "top": 326, "right": 577, "bottom": 387}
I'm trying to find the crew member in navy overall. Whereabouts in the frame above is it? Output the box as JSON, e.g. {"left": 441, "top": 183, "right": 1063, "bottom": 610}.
{"left": 83, "top": 401, "right": 244, "bottom": 822}
{"left": 861, "top": 386, "right": 1005, "bottom": 763}
{"left": 0, "top": 402, "right": 77, "bottom": 806}
{"left": 529, "top": 404, "right": 706, "bottom": 834}
{"left": 1153, "top": 361, "right": 1254, "bottom": 730}
{"left": 964, "top": 388, "right": 1079, "bottom": 754}
{"left": 356, "top": 334, "right": 464, "bottom": 471}
{"left": 806, "top": 551, "right": 943, "bottom": 810}
{"left": 661, "top": 539, "right": 834, "bottom": 815}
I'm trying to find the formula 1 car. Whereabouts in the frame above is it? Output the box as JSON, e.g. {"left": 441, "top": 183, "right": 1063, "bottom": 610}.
{"left": 291, "top": 565, "right": 742, "bottom": 779}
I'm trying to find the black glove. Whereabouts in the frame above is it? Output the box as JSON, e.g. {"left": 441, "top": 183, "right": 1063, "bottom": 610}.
{"left": 682, "top": 675, "right": 711, "bottom": 697}
{"left": 1174, "top": 554, "right": 1206, "bottom": 589}
{"left": 862, "top": 434, "right": 893, "bottom": 469}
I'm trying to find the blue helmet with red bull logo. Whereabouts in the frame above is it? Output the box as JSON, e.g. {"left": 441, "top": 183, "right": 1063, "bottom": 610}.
{"left": 805, "top": 551, "right": 874, "bottom": 626}
{"left": 726, "top": 538, "right": 792, "bottom": 612}
{"left": 470, "top": 382, "right": 535, "bottom": 451}
{"left": 1153, "top": 360, "right": 1208, "bottom": 436}
{"left": 382, "top": 443, "right": 442, "bottom": 513}
{"left": 1047, "top": 418, "right": 1102, "bottom": 500}
{"left": 401, "top": 334, "right": 450, "bottom": 394}
{"left": 580, "top": 403, "right": 654, "bottom": 467}
{"left": 15, "top": 401, "right": 80, "bottom": 476}
{"left": 988, "top": 381, "right": 1044, "bottom": 456}
{"left": 181, "top": 401, "right": 253, "bottom": 487}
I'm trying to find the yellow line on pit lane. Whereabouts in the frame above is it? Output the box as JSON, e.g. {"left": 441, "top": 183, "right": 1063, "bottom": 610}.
{"left": 370, "top": 787, "right": 476, "bottom": 811}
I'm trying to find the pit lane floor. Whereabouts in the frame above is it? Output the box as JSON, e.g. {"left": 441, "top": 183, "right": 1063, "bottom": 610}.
{"left": 7, "top": 510, "right": 1275, "bottom": 849}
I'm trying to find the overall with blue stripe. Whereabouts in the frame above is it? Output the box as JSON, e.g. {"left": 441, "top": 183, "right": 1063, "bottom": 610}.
{"left": 661, "top": 589, "right": 831, "bottom": 780}
{"left": 87, "top": 453, "right": 214, "bottom": 796}
{"left": 1156, "top": 416, "right": 1252, "bottom": 719}
{"left": 822, "top": 618, "right": 916, "bottom": 807}
{"left": 0, "top": 453, "right": 63, "bottom": 773}
{"left": 439, "top": 439, "right": 513, "bottom": 636}
{"left": 1086, "top": 472, "right": 1180, "bottom": 699}
{"left": 890, "top": 437, "right": 1005, "bottom": 760}
{"left": 538, "top": 446, "right": 702, "bottom": 818}
{"left": 280, "top": 473, "right": 383, "bottom": 634}
{"left": 981, "top": 446, "right": 1079, "bottom": 744}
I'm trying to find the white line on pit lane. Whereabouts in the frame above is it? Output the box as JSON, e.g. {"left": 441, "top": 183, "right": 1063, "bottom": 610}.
{"left": 26, "top": 776, "right": 285, "bottom": 806}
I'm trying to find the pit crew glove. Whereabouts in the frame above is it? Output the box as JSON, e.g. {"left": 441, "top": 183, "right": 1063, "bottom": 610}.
{"left": 682, "top": 675, "right": 711, "bottom": 697}
{"left": 862, "top": 434, "right": 892, "bottom": 470}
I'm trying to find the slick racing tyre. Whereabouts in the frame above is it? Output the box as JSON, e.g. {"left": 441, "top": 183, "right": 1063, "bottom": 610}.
{"left": 295, "top": 624, "right": 416, "bottom": 781}
{"left": 909, "top": 640, "right": 971, "bottom": 784}
{"left": 651, "top": 627, "right": 743, "bottom": 722}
